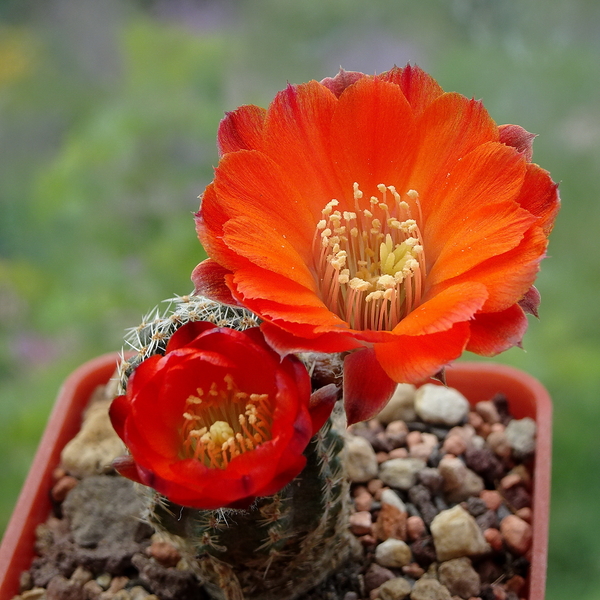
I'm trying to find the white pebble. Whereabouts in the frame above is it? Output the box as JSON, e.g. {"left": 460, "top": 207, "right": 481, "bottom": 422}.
{"left": 344, "top": 435, "right": 379, "bottom": 482}
{"left": 375, "top": 538, "right": 413, "bottom": 568}
{"left": 415, "top": 384, "right": 470, "bottom": 426}
{"left": 379, "top": 458, "right": 426, "bottom": 490}
{"left": 505, "top": 417, "right": 537, "bottom": 456}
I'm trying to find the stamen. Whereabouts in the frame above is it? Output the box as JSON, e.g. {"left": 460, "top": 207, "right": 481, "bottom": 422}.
{"left": 313, "top": 182, "right": 426, "bottom": 331}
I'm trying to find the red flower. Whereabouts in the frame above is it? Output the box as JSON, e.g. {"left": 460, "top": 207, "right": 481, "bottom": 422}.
{"left": 193, "top": 65, "right": 559, "bottom": 424}
{"left": 110, "top": 322, "right": 335, "bottom": 509}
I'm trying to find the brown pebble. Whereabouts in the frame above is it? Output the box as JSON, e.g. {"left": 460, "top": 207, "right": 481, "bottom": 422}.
{"left": 442, "top": 434, "right": 467, "bottom": 456}
{"left": 500, "top": 515, "right": 532, "bottom": 555}
{"left": 364, "top": 563, "right": 395, "bottom": 592}
{"left": 350, "top": 511, "right": 373, "bottom": 536}
{"left": 491, "top": 583, "right": 507, "bottom": 599}
{"left": 359, "top": 534, "right": 377, "bottom": 547}
{"left": 388, "top": 447, "right": 409, "bottom": 459}
{"left": 480, "top": 490, "right": 503, "bottom": 511}
{"left": 368, "top": 479, "right": 384, "bottom": 497}
{"left": 352, "top": 485, "right": 369, "bottom": 497}
{"left": 500, "top": 473, "right": 522, "bottom": 489}
{"left": 373, "top": 503, "right": 407, "bottom": 541}
{"left": 484, "top": 528, "right": 504, "bottom": 552}
{"left": 515, "top": 507, "right": 532, "bottom": 523}
{"left": 402, "top": 562, "right": 425, "bottom": 578}
{"left": 369, "top": 588, "right": 380, "bottom": 600}
{"left": 355, "top": 490, "right": 374, "bottom": 512}
{"left": 406, "top": 430, "right": 423, "bottom": 447}
{"left": 147, "top": 540, "right": 181, "bottom": 568}
{"left": 107, "top": 576, "right": 129, "bottom": 594}
{"left": 506, "top": 575, "right": 526, "bottom": 595}
{"left": 51, "top": 475, "right": 79, "bottom": 503}
{"left": 468, "top": 411, "right": 484, "bottom": 430}
{"left": 83, "top": 580, "right": 103, "bottom": 599}
{"left": 52, "top": 466, "right": 67, "bottom": 482}
{"left": 406, "top": 515, "right": 426, "bottom": 541}
{"left": 376, "top": 451, "right": 390, "bottom": 464}
{"left": 487, "top": 430, "right": 511, "bottom": 459}
{"left": 476, "top": 401, "right": 501, "bottom": 424}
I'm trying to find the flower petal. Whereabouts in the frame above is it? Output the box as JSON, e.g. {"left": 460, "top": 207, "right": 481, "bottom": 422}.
{"left": 343, "top": 348, "right": 398, "bottom": 425}
{"left": 330, "top": 76, "right": 417, "bottom": 202}
{"left": 218, "top": 104, "right": 266, "bottom": 155}
{"left": 499, "top": 124, "right": 536, "bottom": 161}
{"left": 191, "top": 259, "right": 239, "bottom": 306}
{"left": 374, "top": 321, "right": 471, "bottom": 383}
{"left": 466, "top": 304, "right": 529, "bottom": 355}
{"left": 320, "top": 68, "right": 366, "bottom": 97}
{"left": 393, "top": 281, "right": 488, "bottom": 336}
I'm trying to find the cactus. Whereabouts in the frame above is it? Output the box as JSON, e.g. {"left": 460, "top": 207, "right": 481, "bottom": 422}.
{"left": 117, "top": 295, "right": 354, "bottom": 600}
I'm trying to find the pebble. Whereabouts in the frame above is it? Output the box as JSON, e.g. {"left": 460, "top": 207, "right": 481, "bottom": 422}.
{"left": 354, "top": 489, "right": 374, "bottom": 511}
{"left": 442, "top": 434, "right": 467, "bottom": 456}
{"left": 414, "top": 384, "right": 470, "bottom": 426}
{"left": 51, "top": 476, "right": 79, "bottom": 503}
{"left": 147, "top": 539, "right": 181, "bottom": 568}
{"left": 377, "top": 384, "right": 417, "bottom": 424}
{"left": 484, "top": 528, "right": 504, "bottom": 552}
{"left": 345, "top": 435, "right": 379, "bottom": 482}
{"left": 480, "top": 490, "right": 503, "bottom": 511}
{"left": 373, "top": 503, "right": 407, "bottom": 541}
{"left": 375, "top": 539, "right": 413, "bottom": 568}
{"left": 349, "top": 511, "right": 373, "bottom": 536}
{"left": 486, "top": 430, "right": 511, "bottom": 459}
{"left": 380, "top": 488, "right": 407, "bottom": 512}
{"left": 406, "top": 516, "right": 426, "bottom": 541}
{"left": 505, "top": 418, "right": 537, "bottom": 457}
{"left": 20, "top": 590, "right": 46, "bottom": 600}
{"left": 430, "top": 505, "right": 491, "bottom": 561}
{"left": 438, "top": 557, "right": 481, "bottom": 599}
{"left": 60, "top": 398, "right": 126, "bottom": 478}
{"left": 500, "top": 515, "right": 532, "bottom": 555}
{"left": 364, "top": 563, "right": 396, "bottom": 592}
{"left": 379, "top": 458, "right": 426, "bottom": 490}
{"left": 438, "top": 456, "right": 484, "bottom": 503}
{"left": 410, "top": 577, "right": 452, "bottom": 600}
{"left": 475, "top": 401, "right": 501, "bottom": 424}
{"left": 377, "top": 576, "right": 412, "bottom": 600}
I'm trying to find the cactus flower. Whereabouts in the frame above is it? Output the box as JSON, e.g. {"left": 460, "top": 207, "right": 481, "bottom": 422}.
{"left": 110, "top": 322, "right": 334, "bottom": 509}
{"left": 193, "top": 65, "right": 559, "bottom": 424}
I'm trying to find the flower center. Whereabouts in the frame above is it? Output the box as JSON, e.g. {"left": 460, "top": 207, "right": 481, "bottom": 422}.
{"left": 313, "top": 183, "right": 426, "bottom": 331}
{"left": 181, "top": 374, "right": 272, "bottom": 469}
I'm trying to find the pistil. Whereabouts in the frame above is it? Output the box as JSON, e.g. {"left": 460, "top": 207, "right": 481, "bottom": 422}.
{"left": 314, "top": 183, "right": 426, "bottom": 331}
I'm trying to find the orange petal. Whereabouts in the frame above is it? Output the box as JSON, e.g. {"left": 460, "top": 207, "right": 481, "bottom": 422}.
{"left": 499, "top": 124, "right": 536, "bottom": 161}
{"left": 428, "top": 225, "right": 548, "bottom": 312}
{"left": 424, "top": 141, "right": 527, "bottom": 262}
{"left": 223, "top": 215, "right": 315, "bottom": 289}
{"left": 394, "top": 281, "right": 488, "bottom": 336}
{"left": 330, "top": 76, "right": 417, "bottom": 203}
{"left": 262, "top": 81, "right": 341, "bottom": 219}
{"left": 375, "top": 321, "right": 471, "bottom": 384}
{"left": 409, "top": 93, "right": 499, "bottom": 207}
{"left": 466, "top": 304, "right": 528, "bottom": 356}
{"left": 514, "top": 162, "right": 560, "bottom": 235}
{"left": 218, "top": 104, "right": 266, "bottom": 155}
{"left": 378, "top": 64, "right": 444, "bottom": 116}
{"left": 426, "top": 201, "right": 537, "bottom": 287}
{"left": 231, "top": 266, "right": 321, "bottom": 306}
{"left": 214, "top": 150, "right": 316, "bottom": 258}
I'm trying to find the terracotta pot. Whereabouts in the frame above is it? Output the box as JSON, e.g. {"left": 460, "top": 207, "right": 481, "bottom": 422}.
{"left": 0, "top": 356, "right": 551, "bottom": 600}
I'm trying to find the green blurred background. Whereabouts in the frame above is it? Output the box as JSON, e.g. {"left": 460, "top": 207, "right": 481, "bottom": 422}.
{"left": 1, "top": 0, "right": 598, "bottom": 597}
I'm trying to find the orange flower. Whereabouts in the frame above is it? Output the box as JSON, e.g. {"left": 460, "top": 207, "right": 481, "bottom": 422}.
{"left": 193, "top": 66, "right": 559, "bottom": 424}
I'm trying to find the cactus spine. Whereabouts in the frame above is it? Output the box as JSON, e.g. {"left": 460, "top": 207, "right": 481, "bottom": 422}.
{"left": 118, "top": 295, "right": 354, "bottom": 600}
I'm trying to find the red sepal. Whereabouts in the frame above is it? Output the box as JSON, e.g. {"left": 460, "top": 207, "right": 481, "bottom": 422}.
{"left": 191, "top": 259, "right": 240, "bottom": 306}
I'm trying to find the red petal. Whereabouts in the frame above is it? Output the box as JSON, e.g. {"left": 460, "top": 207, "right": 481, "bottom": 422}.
{"left": 109, "top": 395, "right": 130, "bottom": 441}
{"left": 308, "top": 384, "right": 339, "bottom": 433}
{"left": 519, "top": 285, "right": 541, "bottom": 318}
{"left": 514, "top": 163, "right": 560, "bottom": 235}
{"left": 375, "top": 322, "right": 471, "bottom": 384}
{"left": 499, "top": 124, "right": 536, "bottom": 161}
{"left": 378, "top": 64, "right": 444, "bottom": 116}
{"left": 112, "top": 455, "right": 146, "bottom": 485}
{"left": 260, "top": 321, "right": 362, "bottom": 355}
{"left": 218, "top": 104, "right": 266, "bottom": 155}
{"left": 343, "top": 348, "right": 398, "bottom": 425}
{"left": 191, "top": 260, "right": 239, "bottom": 306}
{"left": 466, "top": 304, "right": 529, "bottom": 356}
{"left": 164, "top": 320, "right": 217, "bottom": 352}
{"left": 320, "top": 68, "right": 365, "bottom": 97}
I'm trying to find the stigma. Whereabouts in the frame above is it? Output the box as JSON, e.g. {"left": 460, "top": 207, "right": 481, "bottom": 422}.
{"left": 181, "top": 376, "right": 272, "bottom": 469}
{"left": 314, "top": 183, "right": 426, "bottom": 331}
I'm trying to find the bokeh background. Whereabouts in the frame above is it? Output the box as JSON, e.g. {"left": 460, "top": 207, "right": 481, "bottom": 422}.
{"left": 1, "top": 0, "right": 599, "bottom": 597}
